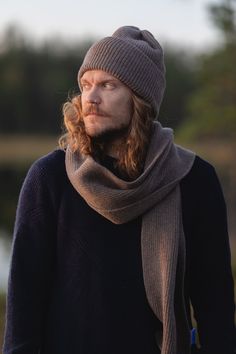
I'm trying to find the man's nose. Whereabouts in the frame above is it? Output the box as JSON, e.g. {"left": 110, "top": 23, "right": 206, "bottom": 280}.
{"left": 86, "top": 87, "right": 101, "bottom": 105}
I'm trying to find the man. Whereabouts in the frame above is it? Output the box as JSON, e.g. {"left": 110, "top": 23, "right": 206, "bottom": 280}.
{"left": 3, "top": 26, "right": 235, "bottom": 354}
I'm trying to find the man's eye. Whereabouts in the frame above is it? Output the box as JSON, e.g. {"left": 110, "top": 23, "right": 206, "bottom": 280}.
{"left": 103, "top": 82, "right": 114, "bottom": 88}
{"left": 81, "top": 83, "right": 90, "bottom": 90}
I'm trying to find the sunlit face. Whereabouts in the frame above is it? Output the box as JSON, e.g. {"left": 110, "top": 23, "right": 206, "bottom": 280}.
{"left": 80, "top": 70, "right": 133, "bottom": 140}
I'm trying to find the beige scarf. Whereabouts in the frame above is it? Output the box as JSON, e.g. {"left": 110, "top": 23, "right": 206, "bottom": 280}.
{"left": 65, "top": 121, "right": 195, "bottom": 354}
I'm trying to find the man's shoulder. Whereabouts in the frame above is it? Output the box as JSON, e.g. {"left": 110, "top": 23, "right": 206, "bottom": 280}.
{"left": 180, "top": 154, "right": 220, "bottom": 194}
{"left": 30, "top": 148, "right": 66, "bottom": 175}
{"left": 16, "top": 149, "right": 67, "bottom": 212}
{"left": 183, "top": 154, "right": 216, "bottom": 180}
{"left": 25, "top": 149, "right": 67, "bottom": 189}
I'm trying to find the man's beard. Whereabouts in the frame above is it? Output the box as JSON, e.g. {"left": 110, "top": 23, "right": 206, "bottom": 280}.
{"left": 83, "top": 103, "right": 132, "bottom": 147}
{"left": 87, "top": 123, "right": 131, "bottom": 145}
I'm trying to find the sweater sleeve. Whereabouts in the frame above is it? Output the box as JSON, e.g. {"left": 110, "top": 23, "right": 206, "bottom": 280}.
{"left": 183, "top": 156, "right": 236, "bottom": 354}
{"left": 3, "top": 156, "right": 58, "bottom": 354}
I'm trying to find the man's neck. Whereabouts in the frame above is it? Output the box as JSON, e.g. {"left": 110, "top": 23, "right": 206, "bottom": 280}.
{"left": 104, "top": 137, "right": 125, "bottom": 159}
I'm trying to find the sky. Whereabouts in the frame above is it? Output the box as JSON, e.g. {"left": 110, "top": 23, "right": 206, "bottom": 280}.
{"left": 0, "top": 0, "right": 222, "bottom": 51}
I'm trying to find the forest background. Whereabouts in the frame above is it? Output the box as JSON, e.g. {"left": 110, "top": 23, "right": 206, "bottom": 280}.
{"left": 0, "top": 0, "right": 236, "bottom": 348}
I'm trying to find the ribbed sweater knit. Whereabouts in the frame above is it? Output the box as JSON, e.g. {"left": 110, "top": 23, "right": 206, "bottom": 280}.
{"left": 3, "top": 149, "right": 236, "bottom": 354}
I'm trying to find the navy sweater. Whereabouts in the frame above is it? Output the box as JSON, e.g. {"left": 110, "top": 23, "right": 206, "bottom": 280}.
{"left": 3, "top": 149, "right": 236, "bottom": 354}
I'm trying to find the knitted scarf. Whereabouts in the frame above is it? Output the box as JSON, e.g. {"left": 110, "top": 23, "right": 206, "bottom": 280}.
{"left": 65, "top": 121, "right": 195, "bottom": 354}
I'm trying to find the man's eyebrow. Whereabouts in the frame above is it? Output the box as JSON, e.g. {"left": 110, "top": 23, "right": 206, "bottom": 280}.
{"left": 102, "top": 78, "right": 124, "bottom": 86}
{"left": 80, "top": 78, "right": 89, "bottom": 83}
{"left": 97, "top": 78, "right": 120, "bottom": 84}
{"left": 103, "top": 78, "right": 119, "bottom": 82}
{"left": 80, "top": 77, "right": 120, "bottom": 85}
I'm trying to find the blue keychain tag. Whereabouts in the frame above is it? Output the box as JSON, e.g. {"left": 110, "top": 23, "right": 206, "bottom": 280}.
{"left": 191, "top": 327, "right": 196, "bottom": 346}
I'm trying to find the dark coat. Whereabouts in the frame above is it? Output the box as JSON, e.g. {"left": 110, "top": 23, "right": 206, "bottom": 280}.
{"left": 3, "top": 150, "right": 236, "bottom": 354}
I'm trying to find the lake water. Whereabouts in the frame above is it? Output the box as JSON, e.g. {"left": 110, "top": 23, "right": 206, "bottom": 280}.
{"left": 0, "top": 233, "right": 11, "bottom": 293}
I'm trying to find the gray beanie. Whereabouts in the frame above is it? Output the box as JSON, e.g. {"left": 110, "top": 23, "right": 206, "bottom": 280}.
{"left": 78, "top": 26, "right": 166, "bottom": 117}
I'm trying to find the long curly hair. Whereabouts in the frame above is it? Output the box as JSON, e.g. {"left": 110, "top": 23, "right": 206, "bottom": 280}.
{"left": 59, "top": 93, "right": 154, "bottom": 180}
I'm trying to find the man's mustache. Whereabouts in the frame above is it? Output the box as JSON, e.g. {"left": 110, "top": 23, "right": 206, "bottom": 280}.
{"left": 83, "top": 104, "right": 110, "bottom": 117}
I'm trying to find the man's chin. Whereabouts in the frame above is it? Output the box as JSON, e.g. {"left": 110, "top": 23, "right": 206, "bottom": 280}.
{"left": 87, "top": 126, "right": 130, "bottom": 144}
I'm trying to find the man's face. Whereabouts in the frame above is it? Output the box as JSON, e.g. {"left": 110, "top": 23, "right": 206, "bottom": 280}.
{"left": 80, "top": 70, "right": 133, "bottom": 140}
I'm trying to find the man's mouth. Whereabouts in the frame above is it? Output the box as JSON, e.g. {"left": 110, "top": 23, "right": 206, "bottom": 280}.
{"left": 85, "top": 112, "right": 104, "bottom": 117}
{"left": 83, "top": 107, "right": 108, "bottom": 117}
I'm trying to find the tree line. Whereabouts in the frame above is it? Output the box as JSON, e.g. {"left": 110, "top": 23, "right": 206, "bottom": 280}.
{"left": 1, "top": 0, "right": 235, "bottom": 141}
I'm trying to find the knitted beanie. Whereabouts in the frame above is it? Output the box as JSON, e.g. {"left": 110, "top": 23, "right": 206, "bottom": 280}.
{"left": 78, "top": 26, "right": 166, "bottom": 117}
